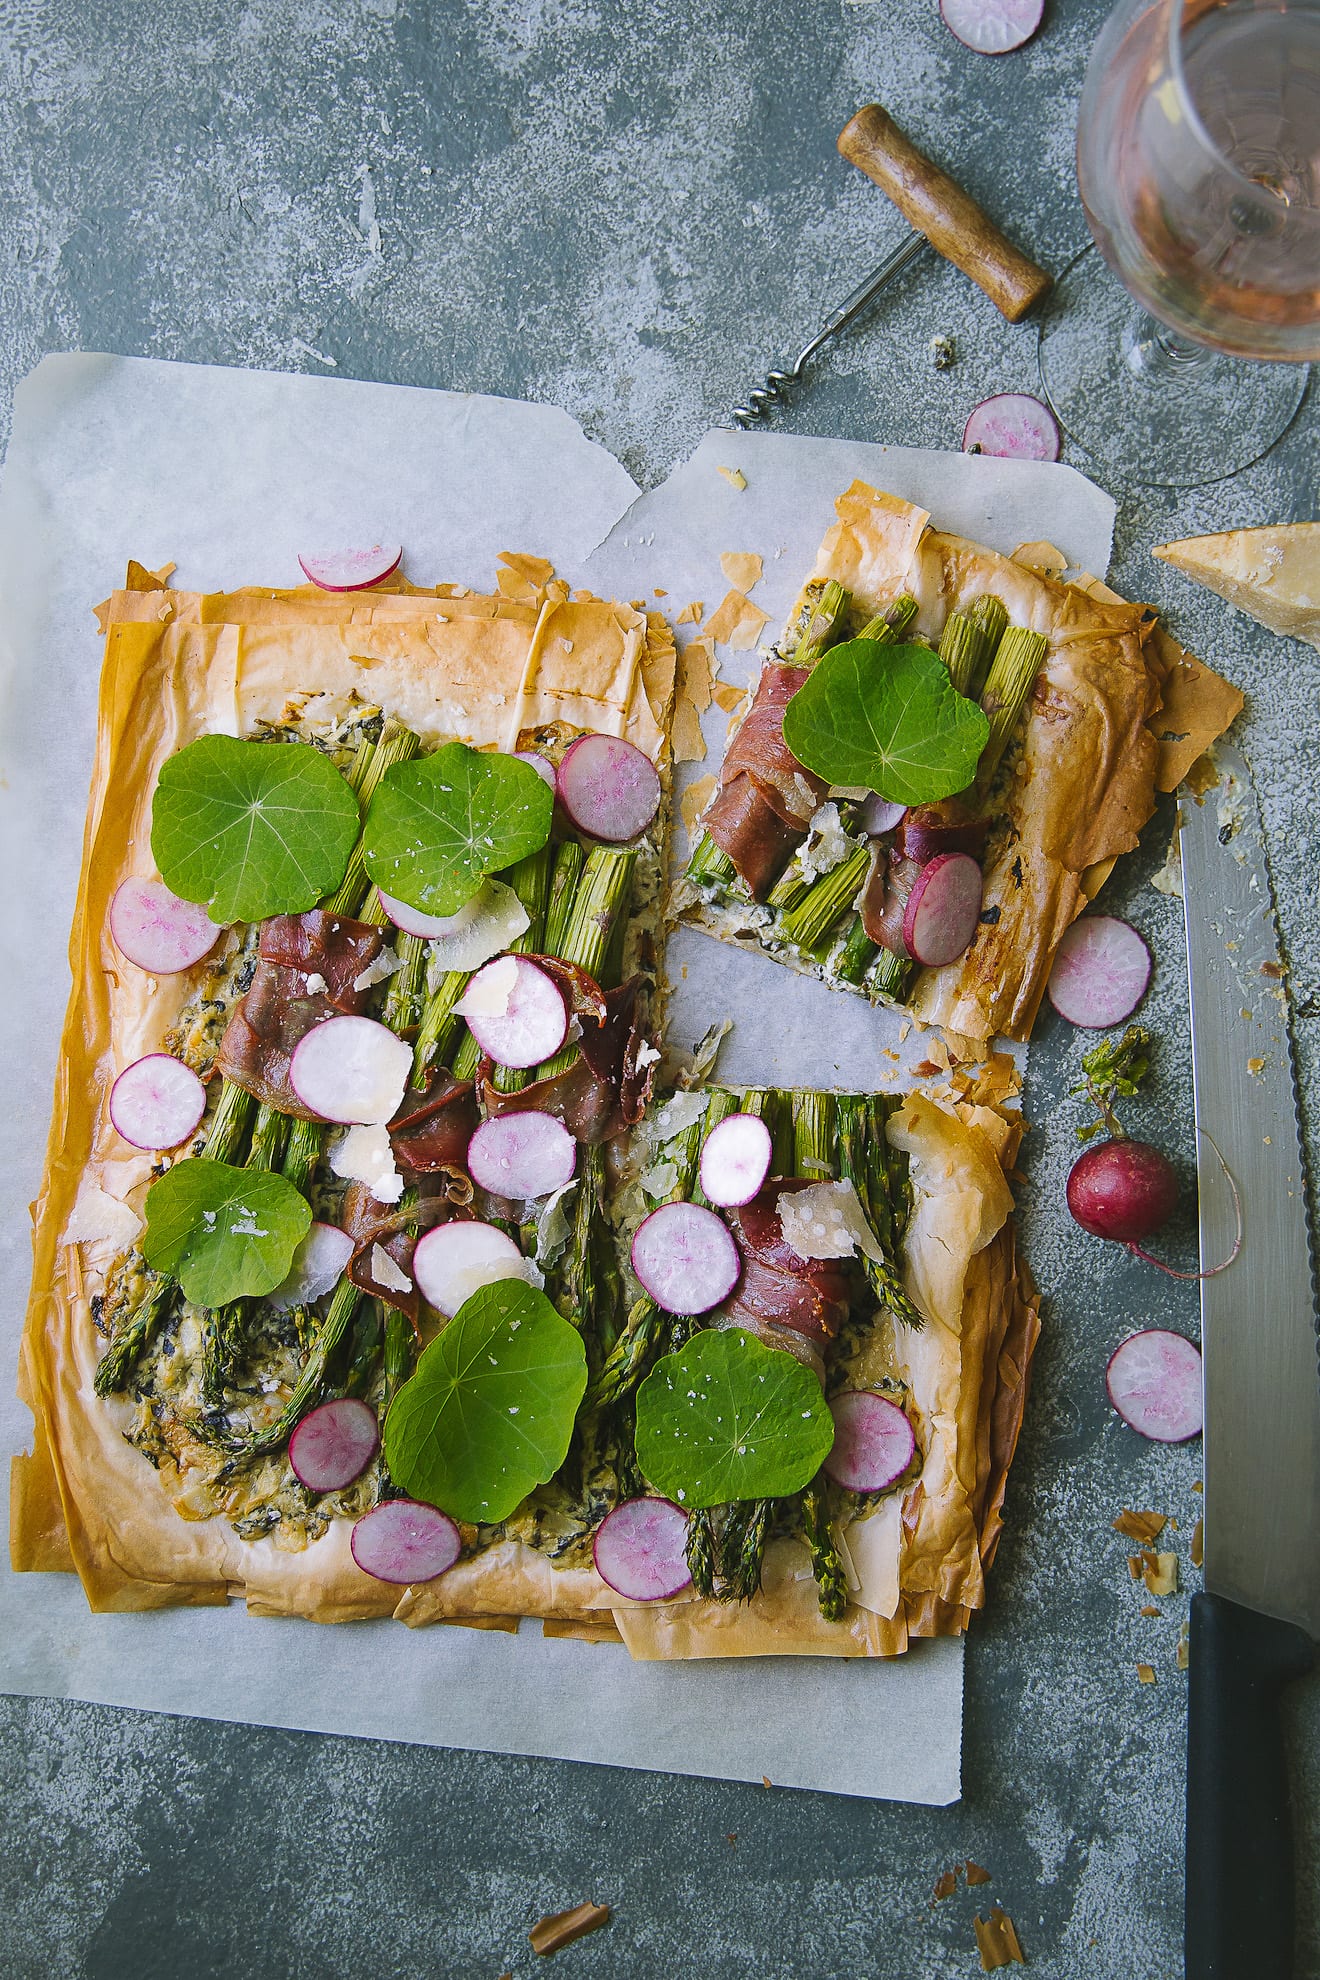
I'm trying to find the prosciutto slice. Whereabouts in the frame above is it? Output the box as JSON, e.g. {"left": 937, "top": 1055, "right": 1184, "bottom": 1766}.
{"left": 389, "top": 1073, "right": 479, "bottom": 1180}
{"left": 215, "top": 910, "right": 385, "bottom": 1117}
{"left": 860, "top": 847, "right": 921, "bottom": 957}
{"left": 718, "top": 1181, "right": 852, "bottom": 1352}
{"left": 478, "top": 971, "right": 655, "bottom": 1144}
{"left": 703, "top": 662, "right": 825, "bottom": 900}
{"left": 341, "top": 1179, "right": 458, "bottom": 1326}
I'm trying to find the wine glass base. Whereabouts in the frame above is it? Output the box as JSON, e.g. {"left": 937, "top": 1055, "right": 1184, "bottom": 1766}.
{"left": 1038, "top": 248, "right": 1308, "bottom": 489}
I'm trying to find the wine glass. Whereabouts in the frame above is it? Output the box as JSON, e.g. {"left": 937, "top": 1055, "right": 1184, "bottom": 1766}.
{"left": 1038, "top": 0, "right": 1320, "bottom": 487}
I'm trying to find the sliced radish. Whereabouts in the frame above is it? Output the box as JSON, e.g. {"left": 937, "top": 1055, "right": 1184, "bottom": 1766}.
{"left": 297, "top": 545, "right": 402, "bottom": 591}
{"left": 456, "top": 956, "right": 568, "bottom": 1069}
{"left": 109, "top": 876, "right": 222, "bottom": 974}
{"left": 1048, "top": 915, "right": 1152, "bottom": 1029}
{"left": 515, "top": 750, "right": 558, "bottom": 791}
{"left": 556, "top": 733, "right": 661, "bottom": 843}
{"left": 941, "top": 0, "right": 1044, "bottom": 57}
{"left": 823, "top": 1392, "right": 916, "bottom": 1493}
{"left": 288, "top": 1396, "right": 380, "bottom": 1493}
{"left": 269, "top": 1221, "right": 355, "bottom": 1311}
{"left": 377, "top": 888, "right": 485, "bottom": 941}
{"left": 963, "top": 393, "right": 1060, "bottom": 462}
{"left": 288, "top": 1015, "right": 412, "bottom": 1124}
{"left": 593, "top": 1497, "right": 692, "bottom": 1601}
{"left": 351, "top": 1499, "right": 462, "bottom": 1583}
{"left": 412, "top": 1219, "right": 529, "bottom": 1318}
{"left": 699, "top": 1112, "right": 773, "bottom": 1209}
{"left": 108, "top": 1054, "right": 206, "bottom": 1151}
{"left": 1106, "top": 1330, "right": 1203, "bottom": 1443}
{"left": 631, "top": 1201, "right": 741, "bottom": 1316}
{"left": 901, "top": 852, "right": 984, "bottom": 966}
{"left": 857, "top": 795, "right": 907, "bottom": 837}
{"left": 467, "top": 1112, "right": 577, "bottom": 1200}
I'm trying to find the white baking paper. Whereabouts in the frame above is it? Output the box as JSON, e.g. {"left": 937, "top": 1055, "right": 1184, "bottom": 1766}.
{"left": 0, "top": 356, "right": 1115, "bottom": 1807}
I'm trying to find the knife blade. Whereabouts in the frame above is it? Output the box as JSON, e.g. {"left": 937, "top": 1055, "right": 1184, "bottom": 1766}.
{"left": 1180, "top": 742, "right": 1320, "bottom": 1979}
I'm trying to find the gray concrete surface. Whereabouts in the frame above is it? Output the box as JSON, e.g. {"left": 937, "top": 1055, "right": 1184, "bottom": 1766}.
{"left": 1, "top": 0, "right": 1318, "bottom": 1974}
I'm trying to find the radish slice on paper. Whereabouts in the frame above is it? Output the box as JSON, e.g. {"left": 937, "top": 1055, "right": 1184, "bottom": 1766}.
{"left": 108, "top": 1054, "right": 207, "bottom": 1151}
{"left": 515, "top": 750, "right": 558, "bottom": 791}
{"left": 109, "top": 877, "right": 222, "bottom": 974}
{"left": 593, "top": 1497, "right": 692, "bottom": 1601}
{"left": 901, "top": 852, "right": 984, "bottom": 966}
{"left": 963, "top": 393, "right": 1060, "bottom": 461}
{"left": 556, "top": 733, "right": 661, "bottom": 843}
{"left": 351, "top": 1499, "right": 462, "bottom": 1583}
{"left": 857, "top": 794, "right": 907, "bottom": 837}
{"left": 269, "top": 1221, "right": 355, "bottom": 1311}
{"left": 1048, "top": 915, "right": 1152, "bottom": 1029}
{"left": 288, "top": 1015, "right": 412, "bottom": 1124}
{"left": 698, "top": 1112, "right": 773, "bottom": 1209}
{"left": 941, "top": 0, "right": 1044, "bottom": 56}
{"left": 456, "top": 956, "right": 568, "bottom": 1069}
{"left": 823, "top": 1392, "right": 916, "bottom": 1492}
{"left": 412, "top": 1220, "right": 531, "bottom": 1318}
{"left": 288, "top": 1396, "right": 379, "bottom": 1493}
{"left": 467, "top": 1112, "right": 577, "bottom": 1200}
{"left": 1106, "top": 1330, "right": 1203, "bottom": 1442}
{"left": 297, "top": 545, "right": 402, "bottom": 591}
{"left": 631, "top": 1201, "right": 741, "bottom": 1316}
{"left": 377, "top": 887, "right": 485, "bottom": 941}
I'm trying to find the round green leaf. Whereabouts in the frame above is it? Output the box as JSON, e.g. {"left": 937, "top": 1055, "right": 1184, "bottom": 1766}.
{"left": 150, "top": 736, "right": 360, "bottom": 923}
{"left": 635, "top": 1327, "right": 835, "bottom": 1509}
{"left": 362, "top": 743, "right": 554, "bottom": 917}
{"left": 383, "top": 1279, "right": 587, "bottom": 1523}
{"left": 782, "top": 639, "right": 990, "bottom": 806}
{"left": 142, "top": 1159, "right": 312, "bottom": 1308}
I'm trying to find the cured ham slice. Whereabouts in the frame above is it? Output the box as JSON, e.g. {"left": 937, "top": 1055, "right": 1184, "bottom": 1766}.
{"left": 703, "top": 662, "right": 825, "bottom": 900}
{"left": 718, "top": 1181, "right": 852, "bottom": 1349}
{"left": 215, "top": 910, "right": 384, "bottom": 1117}
{"left": 477, "top": 970, "right": 656, "bottom": 1144}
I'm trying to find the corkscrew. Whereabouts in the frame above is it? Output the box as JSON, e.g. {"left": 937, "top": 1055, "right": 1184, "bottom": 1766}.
{"left": 729, "top": 103, "right": 1054, "bottom": 429}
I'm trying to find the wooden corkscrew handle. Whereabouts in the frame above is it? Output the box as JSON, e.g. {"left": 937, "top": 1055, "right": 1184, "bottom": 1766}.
{"left": 838, "top": 103, "right": 1053, "bottom": 322}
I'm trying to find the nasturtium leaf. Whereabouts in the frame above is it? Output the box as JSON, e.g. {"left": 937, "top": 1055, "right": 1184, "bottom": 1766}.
{"left": 782, "top": 639, "right": 990, "bottom": 806}
{"left": 151, "top": 736, "right": 360, "bottom": 923}
{"left": 634, "top": 1327, "right": 835, "bottom": 1509}
{"left": 141, "top": 1159, "right": 312, "bottom": 1308}
{"left": 362, "top": 744, "right": 554, "bottom": 917}
{"left": 383, "top": 1279, "right": 587, "bottom": 1524}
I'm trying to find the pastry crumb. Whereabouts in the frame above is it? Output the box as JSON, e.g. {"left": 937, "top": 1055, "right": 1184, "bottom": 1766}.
{"left": 720, "top": 550, "right": 763, "bottom": 592}
{"left": 934, "top": 1870, "right": 958, "bottom": 1900}
{"left": 717, "top": 465, "right": 748, "bottom": 490}
{"left": 529, "top": 1902, "right": 610, "bottom": 1956}
{"left": 974, "top": 1907, "right": 1025, "bottom": 1969}
{"left": 966, "top": 1861, "right": 992, "bottom": 1886}
{"left": 1137, "top": 1663, "right": 1157, "bottom": 1684}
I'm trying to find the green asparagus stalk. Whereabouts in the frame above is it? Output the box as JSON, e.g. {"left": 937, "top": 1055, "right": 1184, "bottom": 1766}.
{"left": 382, "top": 933, "right": 428, "bottom": 1036}
{"left": 719, "top": 1497, "right": 773, "bottom": 1603}
{"left": 280, "top": 1116, "right": 321, "bottom": 1193}
{"left": 683, "top": 832, "right": 736, "bottom": 893}
{"left": 802, "top": 1481, "right": 848, "bottom": 1622}
{"left": 686, "top": 1506, "right": 718, "bottom": 1598}
{"left": 857, "top": 592, "right": 918, "bottom": 643}
{"left": 835, "top": 912, "right": 879, "bottom": 985}
{"left": 766, "top": 866, "right": 810, "bottom": 914}
{"left": 868, "top": 947, "right": 911, "bottom": 1004}
{"left": 789, "top": 579, "right": 849, "bottom": 668}
{"left": 220, "top": 1273, "right": 364, "bottom": 1461}
{"left": 323, "top": 719, "right": 422, "bottom": 918}
{"left": 534, "top": 847, "right": 638, "bottom": 1079}
{"left": 412, "top": 969, "right": 468, "bottom": 1082}
{"left": 778, "top": 844, "right": 870, "bottom": 953}
{"left": 975, "top": 624, "right": 1049, "bottom": 800}
{"left": 382, "top": 1305, "right": 414, "bottom": 1412}
{"left": 940, "top": 595, "right": 1008, "bottom": 698}
{"left": 345, "top": 1299, "right": 384, "bottom": 1398}
{"left": 836, "top": 1095, "right": 923, "bottom": 1331}
{"left": 543, "top": 838, "right": 586, "bottom": 954}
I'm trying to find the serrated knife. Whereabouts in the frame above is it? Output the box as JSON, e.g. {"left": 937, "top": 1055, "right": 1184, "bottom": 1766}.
{"left": 1180, "top": 742, "right": 1320, "bottom": 1979}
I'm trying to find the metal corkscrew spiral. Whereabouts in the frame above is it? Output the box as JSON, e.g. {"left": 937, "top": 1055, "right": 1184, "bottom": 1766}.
{"left": 730, "top": 234, "right": 932, "bottom": 427}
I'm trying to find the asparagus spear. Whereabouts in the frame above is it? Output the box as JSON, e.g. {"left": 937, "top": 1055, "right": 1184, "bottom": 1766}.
{"left": 382, "top": 933, "right": 428, "bottom": 1037}
{"left": 835, "top": 912, "right": 878, "bottom": 986}
{"left": 801, "top": 1480, "right": 848, "bottom": 1623}
{"left": 868, "top": 946, "right": 911, "bottom": 1005}
{"left": 218, "top": 1273, "right": 364, "bottom": 1461}
{"left": 543, "top": 837, "right": 586, "bottom": 955}
{"left": 323, "top": 718, "right": 422, "bottom": 918}
{"left": 534, "top": 846, "right": 638, "bottom": 1080}
{"left": 345, "top": 1299, "right": 384, "bottom": 1398}
{"left": 382, "top": 1305, "right": 413, "bottom": 1412}
{"left": 939, "top": 594, "right": 1008, "bottom": 698}
{"left": 683, "top": 831, "right": 736, "bottom": 893}
{"left": 975, "top": 624, "right": 1049, "bottom": 801}
{"left": 836, "top": 1094, "right": 923, "bottom": 1331}
{"left": 778, "top": 843, "right": 870, "bottom": 954}
{"left": 857, "top": 592, "right": 918, "bottom": 643}
{"left": 685, "top": 1504, "right": 718, "bottom": 1598}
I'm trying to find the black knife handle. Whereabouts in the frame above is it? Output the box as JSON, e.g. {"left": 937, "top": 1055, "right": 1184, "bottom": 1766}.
{"left": 1186, "top": 1592, "right": 1316, "bottom": 1979}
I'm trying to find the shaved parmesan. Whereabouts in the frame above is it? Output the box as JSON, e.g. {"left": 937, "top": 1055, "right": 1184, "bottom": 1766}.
{"left": 639, "top": 1161, "right": 678, "bottom": 1199}
{"left": 352, "top": 946, "right": 403, "bottom": 992}
{"left": 423, "top": 879, "right": 530, "bottom": 978}
{"left": 330, "top": 1124, "right": 405, "bottom": 1204}
{"left": 653, "top": 1090, "right": 708, "bottom": 1140}
{"left": 63, "top": 1183, "right": 142, "bottom": 1249}
{"left": 778, "top": 1181, "right": 886, "bottom": 1265}
{"left": 370, "top": 1242, "right": 413, "bottom": 1294}
{"left": 796, "top": 801, "right": 852, "bottom": 882}
{"left": 534, "top": 1180, "right": 578, "bottom": 1266}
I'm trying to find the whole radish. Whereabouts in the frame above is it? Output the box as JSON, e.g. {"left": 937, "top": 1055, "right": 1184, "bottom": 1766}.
{"left": 1066, "top": 1138, "right": 1179, "bottom": 1245}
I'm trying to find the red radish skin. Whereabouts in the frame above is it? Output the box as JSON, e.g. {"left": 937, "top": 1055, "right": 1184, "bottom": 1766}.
{"left": 289, "top": 1015, "right": 413, "bottom": 1124}
{"left": 901, "top": 852, "right": 984, "bottom": 966}
{"left": 698, "top": 1112, "right": 773, "bottom": 1209}
{"left": 963, "top": 393, "right": 1061, "bottom": 462}
{"left": 593, "top": 1497, "right": 692, "bottom": 1601}
{"left": 109, "top": 877, "right": 222, "bottom": 974}
{"left": 556, "top": 733, "right": 662, "bottom": 843}
{"left": 857, "top": 795, "right": 907, "bottom": 837}
{"left": 412, "top": 1220, "right": 527, "bottom": 1318}
{"left": 941, "top": 0, "right": 1044, "bottom": 56}
{"left": 459, "top": 956, "right": 568, "bottom": 1069}
{"left": 824, "top": 1392, "right": 917, "bottom": 1493}
{"left": 108, "top": 1054, "right": 206, "bottom": 1151}
{"left": 1067, "top": 1139, "right": 1178, "bottom": 1244}
{"left": 1048, "top": 915, "right": 1152, "bottom": 1029}
{"left": 270, "top": 1221, "right": 354, "bottom": 1311}
{"left": 630, "top": 1201, "right": 741, "bottom": 1315}
{"left": 1106, "top": 1330, "right": 1204, "bottom": 1442}
{"left": 288, "top": 1396, "right": 380, "bottom": 1493}
{"left": 467, "top": 1111, "right": 577, "bottom": 1200}
{"left": 351, "top": 1499, "right": 462, "bottom": 1583}
{"left": 515, "top": 750, "right": 558, "bottom": 791}
{"left": 297, "top": 545, "right": 402, "bottom": 591}
{"left": 377, "top": 888, "right": 483, "bottom": 941}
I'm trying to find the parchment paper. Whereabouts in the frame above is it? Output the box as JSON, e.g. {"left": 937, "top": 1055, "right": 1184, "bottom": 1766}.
{"left": 0, "top": 356, "right": 1115, "bottom": 1805}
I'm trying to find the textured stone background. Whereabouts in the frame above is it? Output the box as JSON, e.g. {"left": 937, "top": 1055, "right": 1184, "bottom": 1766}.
{"left": 2, "top": 0, "right": 1318, "bottom": 1975}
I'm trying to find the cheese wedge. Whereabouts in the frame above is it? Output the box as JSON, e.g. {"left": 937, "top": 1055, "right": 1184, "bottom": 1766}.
{"left": 1153, "top": 524, "right": 1320, "bottom": 650}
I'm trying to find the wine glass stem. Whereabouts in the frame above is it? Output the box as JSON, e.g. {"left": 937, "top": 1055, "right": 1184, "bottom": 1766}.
{"left": 1123, "top": 310, "right": 1213, "bottom": 379}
